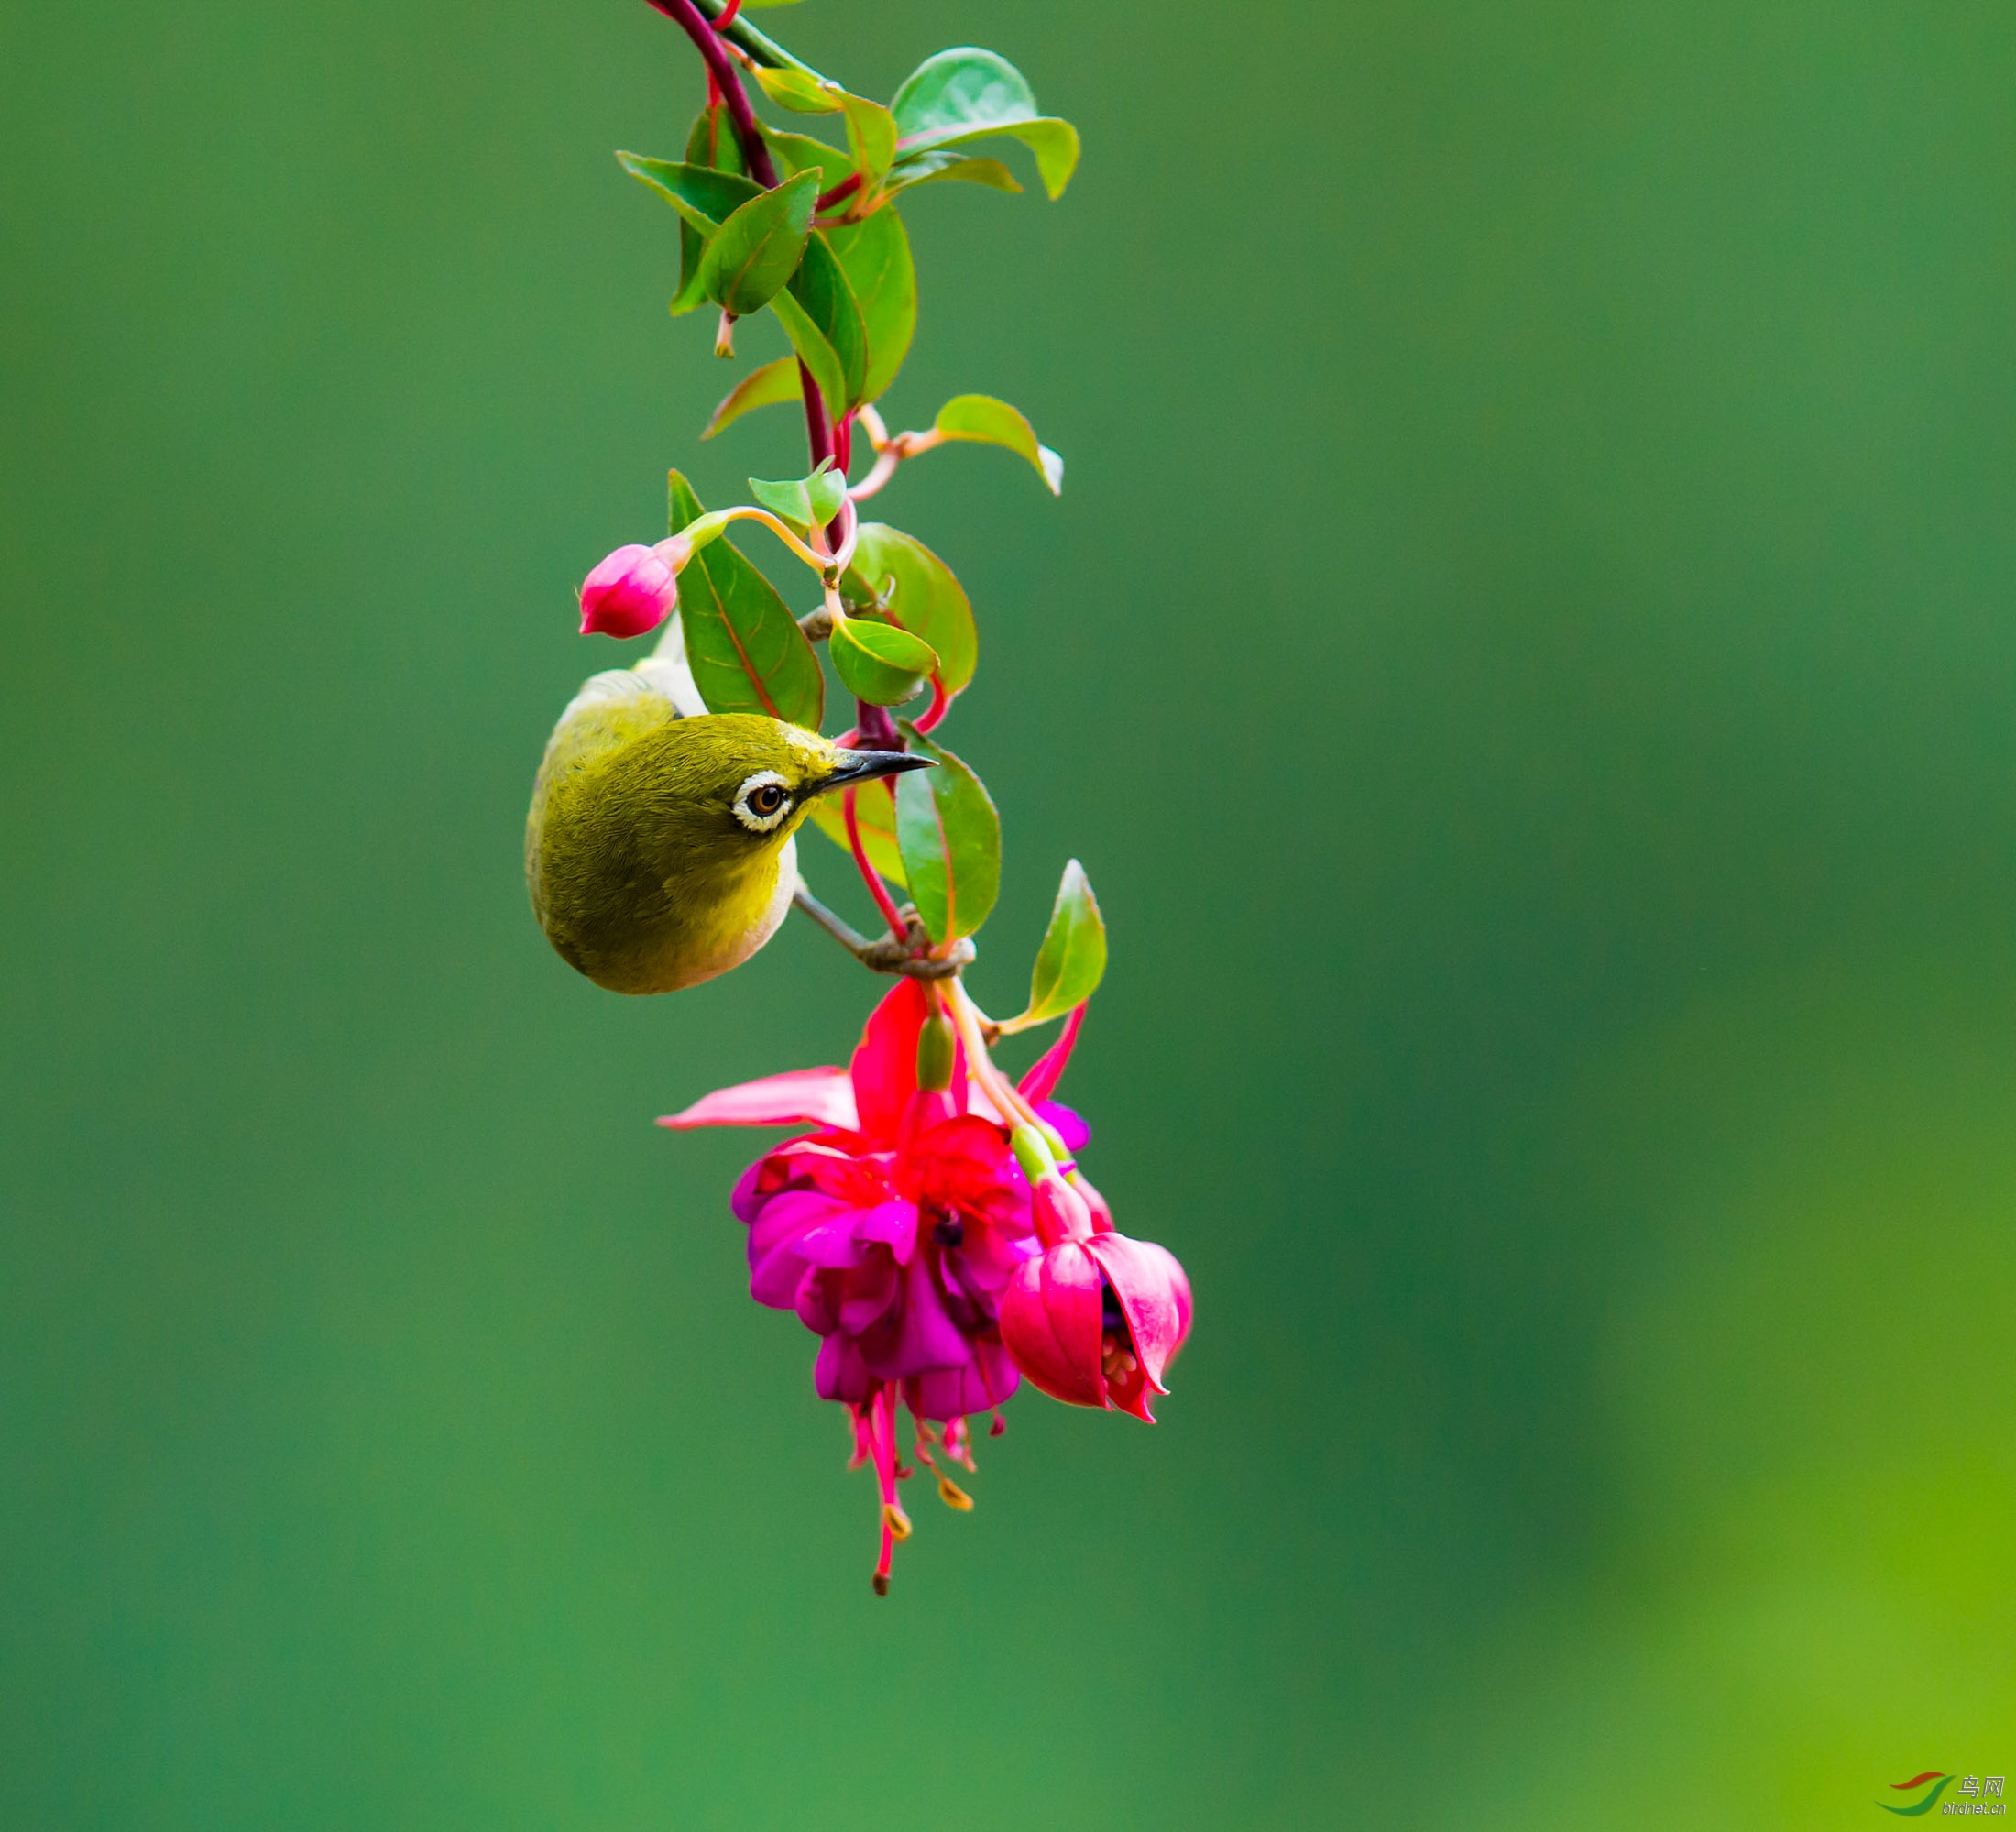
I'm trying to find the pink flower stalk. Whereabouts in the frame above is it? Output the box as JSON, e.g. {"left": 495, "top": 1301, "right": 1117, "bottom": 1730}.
{"left": 578, "top": 539, "right": 681, "bottom": 638}
{"left": 661, "top": 981, "right": 1189, "bottom": 1589}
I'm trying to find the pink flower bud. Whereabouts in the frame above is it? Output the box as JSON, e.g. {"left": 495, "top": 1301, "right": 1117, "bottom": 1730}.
{"left": 999, "top": 1229, "right": 1192, "bottom": 1421}
{"left": 578, "top": 541, "right": 679, "bottom": 639}
{"left": 1030, "top": 1168, "right": 1092, "bottom": 1246}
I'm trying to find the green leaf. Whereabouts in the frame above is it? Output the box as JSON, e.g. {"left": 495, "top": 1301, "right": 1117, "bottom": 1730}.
{"left": 699, "top": 170, "right": 820, "bottom": 315}
{"left": 806, "top": 774, "right": 906, "bottom": 885}
{"left": 769, "top": 289, "right": 848, "bottom": 421}
{"left": 932, "top": 394, "right": 1064, "bottom": 493}
{"left": 844, "top": 523, "right": 976, "bottom": 694}
{"left": 701, "top": 356, "right": 803, "bottom": 439}
{"left": 891, "top": 47, "right": 1037, "bottom": 138}
{"left": 667, "top": 470, "right": 824, "bottom": 728}
{"left": 752, "top": 63, "right": 841, "bottom": 114}
{"left": 829, "top": 614, "right": 936, "bottom": 706}
{"left": 887, "top": 48, "right": 1079, "bottom": 198}
{"left": 825, "top": 209, "right": 915, "bottom": 403}
{"left": 674, "top": 108, "right": 749, "bottom": 314}
{"left": 767, "top": 130, "right": 852, "bottom": 191}
{"left": 1025, "top": 859, "right": 1106, "bottom": 1023}
{"left": 885, "top": 152, "right": 1023, "bottom": 197}
{"left": 893, "top": 725, "right": 1001, "bottom": 943}
{"left": 838, "top": 93, "right": 899, "bottom": 183}
{"left": 617, "top": 153, "right": 761, "bottom": 233}
{"left": 749, "top": 461, "right": 847, "bottom": 533}
{"left": 901, "top": 118, "right": 1079, "bottom": 200}
{"left": 772, "top": 231, "right": 867, "bottom": 411}
{"left": 685, "top": 102, "right": 747, "bottom": 177}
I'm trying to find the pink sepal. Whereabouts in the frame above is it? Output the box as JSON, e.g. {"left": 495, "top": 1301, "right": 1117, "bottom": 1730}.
{"left": 657, "top": 1066, "right": 858, "bottom": 1132}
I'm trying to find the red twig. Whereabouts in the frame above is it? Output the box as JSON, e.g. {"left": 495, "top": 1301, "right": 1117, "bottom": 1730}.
{"left": 647, "top": 0, "right": 913, "bottom": 928}
{"left": 816, "top": 171, "right": 864, "bottom": 214}
{"left": 914, "top": 677, "right": 951, "bottom": 734}
{"left": 844, "top": 789, "right": 909, "bottom": 938}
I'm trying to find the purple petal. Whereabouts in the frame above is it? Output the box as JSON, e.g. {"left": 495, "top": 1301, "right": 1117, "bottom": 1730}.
{"left": 836, "top": 1260, "right": 900, "bottom": 1335}
{"left": 855, "top": 1199, "right": 919, "bottom": 1264}
{"left": 903, "top": 1340, "right": 1022, "bottom": 1421}
{"left": 863, "top": 1255, "right": 975, "bottom": 1380}
{"left": 1036, "top": 1101, "right": 1090, "bottom": 1154}
{"left": 815, "top": 1333, "right": 874, "bottom": 1404}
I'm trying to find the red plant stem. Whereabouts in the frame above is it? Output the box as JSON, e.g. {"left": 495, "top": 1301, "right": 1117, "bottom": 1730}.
{"left": 649, "top": 0, "right": 909, "bottom": 927}
{"left": 642, "top": 0, "right": 842, "bottom": 488}
{"left": 914, "top": 677, "right": 951, "bottom": 734}
{"left": 843, "top": 788, "right": 909, "bottom": 937}
{"left": 816, "top": 171, "right": 864, "bottom": 213}
{"left": 641, "top": 0, "right": 775, "bottom": 181}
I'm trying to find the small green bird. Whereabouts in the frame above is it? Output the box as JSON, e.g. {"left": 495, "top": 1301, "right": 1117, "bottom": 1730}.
{"left": 527, "top": 659, "right": 930, "bottom": 994}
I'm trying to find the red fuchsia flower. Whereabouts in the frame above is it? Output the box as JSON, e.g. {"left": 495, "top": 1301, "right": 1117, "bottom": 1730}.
{"left": 659, "top": 981, "right": 1189, "bottom": 1590}
{"left": 578, "top": 539, "right": 683, "bottom": 638}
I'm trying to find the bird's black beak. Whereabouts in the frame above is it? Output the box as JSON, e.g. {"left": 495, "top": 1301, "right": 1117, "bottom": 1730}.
{"left": 816, "top": 749, "right": 936, "bottom": 796}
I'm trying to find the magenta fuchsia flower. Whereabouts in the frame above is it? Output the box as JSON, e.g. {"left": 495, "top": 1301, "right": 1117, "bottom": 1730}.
{"left": 999, "top": 1221, "right": 1193, "bottom": 1422}
{"left": 578, "top": 539, "right": 681, "bottom": 638}
{"left": 661, "top": 980, "right": 1191, "bottom": 1590}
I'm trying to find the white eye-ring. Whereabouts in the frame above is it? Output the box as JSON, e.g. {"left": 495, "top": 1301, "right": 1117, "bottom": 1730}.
{"left": 732, "top": 770, "right": 794, "bottom": 833}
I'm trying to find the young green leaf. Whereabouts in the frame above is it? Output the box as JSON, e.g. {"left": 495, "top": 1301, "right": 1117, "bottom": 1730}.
{"left": 890, "top": 47, "right": 1037, "bottom": 138}
{"left": 617, "top": 154, "right": 761, "bottom": 233}
{"left": 829, "top": 614, "right": 937, "bottom": 706}
{"left": 1024, "top": 860, "right": 1106, "bottom": 1024}
{"left": 825, "top": 210, "right": 915, "bottom": 403}
{"left": 752, "top": 64, "right": 841, "bottom": 114}
{"left": 901, "top": 118, "right": 1079, "bottom": 200}
{"left": 749, "top": 462, "right": 847, "bottom": 533}
{"left": 685, "top": 103, "right": 746, "bottom": 177}
{"left": 885, "top": 153, "right": 1023, "bottom": 197}
{"left": 667, "top": 470, "right": 824, "bottom": 729}
{"left": 838, "top": 93, "right": 899, "bottom": 183}
{"left": 806, "top": 774, "right": 906, "bottom": 885}
{"left": 767, "top": 130, "right": 853, "bottom": 191}
{"left": 701, "top": 356, "right": 803, "bottom": 439}
{"left": 699, "top": 170, "right": 820, "bottom": 316}
{"left": 933, "top": 394, "right": 1065, "bottom": 493}
{"left": 768, "top": 291, "right": 848, "bottom": 421}
{"left": 893, "top": 725, "right": 1001, "bottom": 943}
{"left": 886, "top": 48, "right": 1080, "bottom": 198}
{"left": 844, "top": 523, "right": 976, "bottom": 694}
{"left": 772, "top": 232, "right": 867, "bottom": 411}
{"left": 674, "top": 107, "right": 749, "bottom": 314}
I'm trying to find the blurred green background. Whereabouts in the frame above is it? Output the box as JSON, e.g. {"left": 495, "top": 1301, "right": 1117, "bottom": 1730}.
{"left": 5, "top": 0, "right": 2015, "bottom": 1824}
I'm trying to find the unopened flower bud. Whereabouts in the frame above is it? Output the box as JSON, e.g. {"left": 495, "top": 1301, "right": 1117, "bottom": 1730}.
{"left": 1031, "top": 1169, "right": 1092, "bottom": 1246}
{"left": 578, "top": 541, "right": 679, "bottom": 639}
{"left": 915, "top": 1011, "right": 956, "bottom": 1092}
{"left": 1010, "top": 1124, "right": 1055, "bottom": 1181}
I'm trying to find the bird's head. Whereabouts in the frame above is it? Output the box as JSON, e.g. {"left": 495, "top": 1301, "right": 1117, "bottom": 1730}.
{"left": 674, "top": 714, "right": 933, "bottom": 854}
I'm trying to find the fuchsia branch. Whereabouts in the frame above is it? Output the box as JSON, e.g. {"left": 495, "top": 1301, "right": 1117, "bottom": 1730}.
{"left": 641, "top": 0, "right": 775, "bottom": 181}
{"left": 842, "top": 787, "right": 909, "bottom": 938}
{"left": 641, "top": 0, "right": 843, "bottom": 510}
{"left": 646, "top": 0, "right": 900, "bottom": 923}
{"left": 591, "top": 2, "right": 1190, "bottom": 1592}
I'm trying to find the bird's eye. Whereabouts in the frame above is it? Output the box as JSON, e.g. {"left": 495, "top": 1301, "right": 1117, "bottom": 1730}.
{"left": 732, "top": 772, "right": 794, "bottom": 833}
